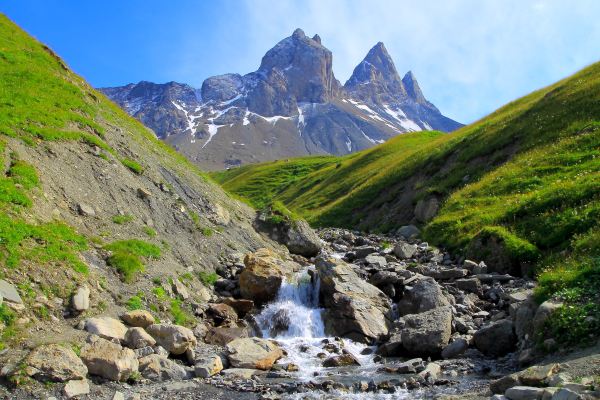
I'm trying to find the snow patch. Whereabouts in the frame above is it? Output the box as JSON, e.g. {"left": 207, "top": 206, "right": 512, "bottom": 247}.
{"left": 345, "top": 136, "right": 352, "bottom": 152}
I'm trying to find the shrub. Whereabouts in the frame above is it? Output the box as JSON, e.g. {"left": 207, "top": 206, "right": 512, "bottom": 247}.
{"left": 126, "top": 294, "right": 144, "bottom": 310}
{"left": 169, "top": 299, "right": 193, "bottom": 327}
{"left": 143, "top": 226, "right": 157, "bottom": 237}
{"left": 198, "top": 271, "right": 219, "bottom": 286}
{"left": 107, "top": 251, "right": 144, "bottom": 283}
{"left": 112, "top": 214, "right": 134, "bottom": 224}
{"left": 121, "top": 158, "right": 143, "bottom": 174}
{"left": 104, "top": 239, "right": 161, "bottom": 259}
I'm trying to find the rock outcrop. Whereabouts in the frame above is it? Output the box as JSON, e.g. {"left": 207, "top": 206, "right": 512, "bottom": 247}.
{"left": 80, "top": 336, "right": 139, "bottom": 381}
{"left": 239, "top": 248, "right": 296, "bottom": 304}
{"left": 226, "top": 338, "right": 284, "bottom": 370}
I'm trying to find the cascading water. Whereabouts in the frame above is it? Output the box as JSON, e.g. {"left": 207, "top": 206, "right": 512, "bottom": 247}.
{"left": 254, "top": 266, "right": 379, "bottom": 381}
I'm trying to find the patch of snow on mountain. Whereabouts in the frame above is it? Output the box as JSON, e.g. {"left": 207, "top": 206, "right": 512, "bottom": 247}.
{"left": 262, "top": 115, "right": 291, "bottom": 125}
{"left": 345, "top": 136, "right": 352, "bottom": 152}
{"left": 360, "top": 130, "right": 376, "bottom": 144}
{"left": 243, "top": 110, "right": 250, "bottom": 126}
{"left": 383, "top": 105, "right": 407, "bottom": 120}
{"left": 422, "top": 121, "right": 433, "bottom": 130}
{"left": 172, "top": 101, "right": 199, "bottom": 135}
{"left": 399, "top": 118, "right": 422, "bottom": 132}
{"left": 219, "top": 94, "right": 243, "bottom": 106}
{"left": 202, "top": 121, "right": 224, "bottom": 149}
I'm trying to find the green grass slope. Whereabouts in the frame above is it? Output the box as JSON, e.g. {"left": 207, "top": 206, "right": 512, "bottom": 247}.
{"left": 214, "top": 63, "right": 600, "bottom": 345}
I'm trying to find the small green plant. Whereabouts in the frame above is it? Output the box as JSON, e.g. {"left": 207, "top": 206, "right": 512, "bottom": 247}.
{"left": 189, "top": 211, "right": 200, "bottom": 228}
{"left": 152, "top": 286, "right": 167, "bottom": 301}
{"left": 97, "top": 300, "right": 108, "bottom": 312}
{"left": 126, "top": 294, "right": 144, "bottom": 310}
{"left": 112, "top": 214, "right": 134, "bottom": 224}
{"left": 201, "top": 227, "right": 213, "bottom": 237}
{"left": 70, "top": 343, "right": 81, "bottom": 357}
{"left": 35, "top": 305, "right": 50, "bottom": 320}
{"left": 198, "top": 271, "right": 219, "bottom": 286}
{"left": 143, "top": 226, "right": 157, "bottom": 237}
{"left": 104, "top": 239, "right": 161, "bottom": 258}
{"left": 169, "top": 299, "right": 193, "bottom": 326}
{"left": 121, "top": 158, "right": 143, "bottom": 174}
{"left": 179, "top": 272, "right": 194, "bottom": 282}
{"left": 152, "top": 277, "right": 162, "bottom": 285}
{"left": 381, "top": 240, "right": 392, "bottom": 249}
{"left": 107, "top": 252, "right": 144, "bottom": 283}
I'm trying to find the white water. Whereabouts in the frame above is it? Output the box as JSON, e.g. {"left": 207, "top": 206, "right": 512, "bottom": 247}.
{"left": 254, "top": 267, "right": 379, "bottom": 380}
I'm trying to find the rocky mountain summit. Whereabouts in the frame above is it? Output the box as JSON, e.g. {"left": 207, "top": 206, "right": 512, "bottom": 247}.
{"left": 101, "top": 29, "right": 462, "bottom": 170}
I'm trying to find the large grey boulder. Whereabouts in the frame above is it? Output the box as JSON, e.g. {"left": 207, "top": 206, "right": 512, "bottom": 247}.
{"left": 505, "top": 386, "right": 545, "bottom": 400}
{"left": 397, "top": 225, "right": 421, "bottom": 239}
{"left": 393, "top": 242, "right": 417, "bottom": 259}
{"left": 316, "top": 257, "right": 392, "bottom": 343}
{"left": 284, "top": 219, "right": 322, "bottom": 257}
{"left": 138, "top": 354, "right": 188, "bottom": 381}
{"left": 226, "top": 338, "right": 283, "bottom": 370}
{"left": 25, "top": 344, "right": 87, "bottom": 382}
{"left": 194, "top": 356, "right": 223, "bottom": 378}
{"left": 80, "top": 336, "right": 138, "bottom": 381}
{"left": 239, "top": 248, "right": 296, "bottom": 304}
{"left": 146, "top": 324, "right": 197, "bottom": 355}
{"left": 474, "top": 319, "right": 516, "bottom": 356}
{"left": 0, "top": 279, "right": 22, "bottom": 304}
{"left": 85, "top": 317, "right": 128, "bottom": 341}
{"left": 124, "top": 327, "right": 156, "bottom": 349}
{"left": 63, "top": 378, "right": 90, "bottom": 399}
{"left": 71, "top": 286, "right": 90, "bottom": 312}
{"left": 400, "top": 306, "right": 453, "bottom": 356}
{"left": 397, "top": 277, "right": 450, "bottom": 316}
{"left": 441, "top": 338, "right": 469, "bottom": 359}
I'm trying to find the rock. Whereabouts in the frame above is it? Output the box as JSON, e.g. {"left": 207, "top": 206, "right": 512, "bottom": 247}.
{"left": 508, "top": 290, "right": 532, "bottom": 303}
{"left": 546, "top": 372, "right": 572, "bottom": 387}
{"left": 400, "top": 306, "right": 453, "bottom": 356}
{"left": 393, "top": 242, "right": 417, "bottom": 259}
{"left": 71, "top": 286, "right": 90, "bottom": 312}
{"left": 430, "top": 268, "right": 468, "bottom": 280}
{"left": 518, "top": 364, "right": 558, "bottom": 386}
{"left": 85, "top": 317, "right": 128, "bottom": 341}
{"left": 365, "top": 254, "right": 387, "bottom": 268}
{"left": 226, "top": 338, "right": 283, "bottom": 370}
{"left": 0, "top": 279, "right": 22, "bottom": 304}
{"left": 207, "top": 303, "right": 238, "bottom": 325}
{"left": 532, "top": 300, "right": 563, "bottom": 336}
{"left": 63, "top": 378, "right": 90, "bottom": 399}
{"left": 505, "top": 386, "right": 545, "bottom": 400}
{"left": 239, "top": 248, "right": 295, "bottom": 304}
{"left": 25, "top": 344, "right": 88, "bottom": 382}
{"left": 441, "top": 338, "right": 469, "bottom": 359}
{"left": 514, "top": 300, "right": 537, "bottom": 341}
{"left": 133, "top": 346, "right": 154, "bottom": 358}
{"left": 491, "top": 374, "right": 521, "bottom": 394}
{"left": 353, "top": 245, "right": 379, "bottom": 259}
{"left": 419, "top": 362, "right": 441, "bottom": 380}
{"left": 112, "top": 392, "right": 125, "bottom": 400}
{"left": 369, "top": 271, "right": 401, "bottom": 287}
{"left": 283, "top": 219, "right": 322, "bottom": 257}
{"left": 194, "top": 356, "right": 223, "bottom": 378}
{"left": 124, "top": 327, "right": 156, "bottom": 349}
{"left": 204, "top": 326, "right": 249, "bottom": 346}
{"left": 220, "top": 368, "right": 263, "bottom": 379}
{"left": 77, "top": 203, "right": 95, "bottom": 217}
{"left": 322, "top": 353, "right": 360, "bottom": 367}
{"left": 397, "top": 225, "right": 420, "bottom": 239}
{"left": 121, "top": 310, "right": 155, "bottom": 328}
{"left": 137, "top": 187, "right": 151, "bottom": 199}
{"left": 397, "top": 277, "right": 449, "bottom": 316}
{"left": 316, "top": 257, "right": 391, "bottom": 343}
{"left": 473, "top": 319, "right": 516, "bottom": 357}
{"left": 415, "top": 197, "right": 439, "bottom": 222}
{"left": 172, "top": 279, "right": 189, "bottom": 300}
{"left": 146, "top": 324, "right": 197, "bottom": 355}
{"left": 551, "top": 388, "right": 583, "bottom": 400}
{"left": 455, "top": 278, "right": 482, "bottom": 294}
{"left": 222, "top": 298, "right": 254, "bottom": 317}
{"left": 80, "top": 336, "right": 139, "bottom": 381}
{"left": 138, "top": 354, "right": 187, "bottom": 381}
{"left": 396, "top": 358, "right": 425, "bottom": 373}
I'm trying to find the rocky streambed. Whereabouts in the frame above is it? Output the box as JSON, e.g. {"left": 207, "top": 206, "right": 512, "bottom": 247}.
{"left": 1, "top": 227, "right": 598, "bottom": 400}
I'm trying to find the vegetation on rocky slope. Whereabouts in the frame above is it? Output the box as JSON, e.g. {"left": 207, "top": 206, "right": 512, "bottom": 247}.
{"left": 213, "top": 63, "right": 600, "bottom": 345}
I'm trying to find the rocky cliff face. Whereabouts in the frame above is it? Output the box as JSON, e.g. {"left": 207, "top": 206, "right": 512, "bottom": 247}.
{"left": 101, "top": 30, "right": 462, "bottom": 170}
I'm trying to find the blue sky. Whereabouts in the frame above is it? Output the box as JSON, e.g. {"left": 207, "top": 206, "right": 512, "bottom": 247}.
{"left": 2, "top": 0, "right": 600, "bottom": 123}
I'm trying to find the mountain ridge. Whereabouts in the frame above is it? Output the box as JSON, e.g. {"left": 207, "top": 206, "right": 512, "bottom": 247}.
{"left": 101, "top": 29, "right": 462, "bottom": 170}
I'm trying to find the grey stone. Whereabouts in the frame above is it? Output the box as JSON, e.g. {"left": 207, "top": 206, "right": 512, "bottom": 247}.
{"left": 146, "top": 324, "right": 197, "bottom": 355}
{"left": 400, "top": 306, "right": 453, "bottom": 356}
{"left": 80, "top": 336, "right": 138, "bottom": 381}
{"left": 393, "top": 242, "right": 417, "bottom": 259}
{"left": 85, "top": 317, "right": 128, "bottom": 341}
{"left": 77, "top": 203, "right": 95, "bottom": 217}
{"left": 194, "top": 356, "right": 223, "bottom": 378}
{"left": 397, "top": 225, "right": 421, "bottom": 239}
{"left": 551, "top": 388, "right": 583, "bottom": 400}
{"left": 365, "top": 254, "right": 387, "bottom": 268}
{"left": 441, "top": 338, "right": 468, "bottom": 359}
{"left": 71, "top": 286, "right": 90, "bottom": 312}
{"left": 125, "top": 327, "right": 156, "bottom": 349}
{"left": 473, "top": 319, "right": 516, "bottom": 357}
{"left": 25, "top": 344, "right": 88, "bottom": 382}
{"left": 505, "top": 386, "right": 545, "bottom": 400}
{"left": 455, "top": 278, "right": 482, "bottom": 294}
{"left": 63, "top": 378, "right": 90, "bottom": 399}
{"left": 397, "top": 277, "right": 449, "bottom": 316}
{"left": 0, "top": 279, "right": 22, "bottom": 304}
{"left": 138, "top": 354, "right": 187, "bottom": 381}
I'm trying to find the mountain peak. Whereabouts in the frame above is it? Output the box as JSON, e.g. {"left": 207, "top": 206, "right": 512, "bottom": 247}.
{"left": 402, "top": 70, "right": 426, "bottom": 104}
{"left": 292, "top": 28, "right": 306, "bottom": 39}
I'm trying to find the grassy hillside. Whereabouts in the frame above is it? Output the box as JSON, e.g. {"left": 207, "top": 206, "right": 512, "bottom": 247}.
{"left": 0, "top": 14, "right": 274, "bottom": 352}
{"left": 214, "top": 63, "right": 600, "bottom": 345}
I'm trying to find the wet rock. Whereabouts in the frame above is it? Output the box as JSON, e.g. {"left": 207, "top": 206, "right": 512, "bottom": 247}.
{"left": 239, "top": 248, "right": 296, "bottom": 304}
{"left": 204, "top": 326, "right": 249, "bottom": 346}
{"left": 505, "top": 386, "right": 545, "bottom": 400}
{"left": 124, "top": 327, "right": 156, "bottom": 349}
{"left": 322, "top": 353, "right": 360, "bottom": 367}
{"left": 138, "top": 354, "right": 187, "bottom": 381}
{"left": 226, "top": 337, "right": 284, "bottom": 370}
{"left": 120, "top": 310, "right": 155, "bottom": 328}
{"left": 491, "top": 374, "right": 521, "bottom": 394}
{"left": 25, "top": 344, "right": 88, "bottom": 382}
{"left": 419, "top": 362, "right": 441, "bottom": 380}
{"left": 400, "top": 306, "right": 453, "bottom": 356}
{"left": 146, "top": 324, "right": 197, "bottom": 355}
{"left": 85, "top": 317, "right": 128, "bottom": 341}
{"left": 222, "top": 298, "right": 254, "bottom": 317}
{"left": 441, "top": 338, "right": 468, "bottom": 359}
{"left": 71, "top": 286, "right": 90, "bottom": 312}
{"left": 397, "top": 277, "right": 449, "bottom": 316}
{"left": 80, "top": 336, "right": 139, "bottom": 381}
{"left": 473, "top": 319, "right": 516, "bottom": 357}
{"left": 194, "top": 356, "right": 223, "bottom": 378}
{"left": 63, "top": 378, "right": 90, "bottom": 399}
{"left": 270, "top": 308, "right": 291, "bottom": 336}
{"left": 316, "top": 257, "right": 391, "bottom": 343}
{"left": 284, "top": 219, "right": 322, "bottom": 257}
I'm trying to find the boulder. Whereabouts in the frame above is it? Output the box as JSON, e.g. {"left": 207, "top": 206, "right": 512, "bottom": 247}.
{"left": 124, "top": 327, "right": 156, "bottom": 349}
{"left": 194, "top": 356, "right": 223, "bottom": 378}
{"left": 316, "top": 257, "right": 392, "bottom": 343}
{"left": 138, "top": 354, "right": 187, "bottom": 381}
{"left": 222, "top": 298, "right": 254, "bottom": 317}
{"left": 85, "top": 317, "right": 128, "bottom": 341}
{"left": 393, "top": 242, "right": 417, "bottom": 259}
{"left": 172, "top": 279, "right": 189, "bottom": 300}
{"left": 354, "top": 245, "right": 378, "bottom": 259}
{"left": 369, "top": 271, "right": 401, "bottom": 287}
{"left": 77, "top": 203, "right": 95, "bottom": 217}
{"left": 474, "top": 319, "right": 516, "bottom": 357}
{"left": 121, "top": 310, "right": 155, "bottom": 328}
{"left": 204, "top": 326, "right": 249, "bottom": 346}
{"left": 441, "top": 338, "right": 469, "bottom": 359}
{"left": 551, "top": 388, "right": 584, "bottom": 400}
{"left": 491, "top": 373, "right": 520, "bottom": 394}
{"left": 25, "top": 344, "right": 88, "bottom": 382}
{"left": 322, "top": 353, "right": 360, "bottom": 367}
{"left": 80, "top": 336, "right": 138, "bottom": 381}
{"left": 146, "top": 324, "right": 197, "bottom": 355}
{"left": 505, "top": 386, "right": 545, "bottom": 400}
{"left": 397, "top": 277, "right": 449, "bottom": 316}
{"left": 284, "top": 219, "right": 322, "bottom": 257}
{"left": 455, "top": 278, "right": 482, "bottom": 294}
{"left": 365, "top": 254, "right": 387, "bottom": 268}
{"left": 226, "top": 338, "right": 283, "bottom": 370}
{"left": 532, "top": 300, "right": 563, "bottom": 336}
{"left": 239, "top": 248, "right": 295, "bottom": 304}
{"left": 63, "top": 378, "right": 90, "bottom": 399}
{"left": 207, "top": 303, "right": 238, "bottom": 325}
{"left": 400, "top": 306, "right": 453, "bottom": 356}
{"left": 0, "top": 279, "right": 22, "bottom": 304}
{"left": 518, "top": 364, "right": 559, "bottom": 386}
{"left": 397, "top": 225, "right": 420, "bottom": 239}
{"left": 71, "top": 286, "right": 90, "bottom": 312}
